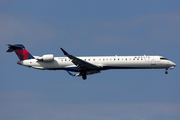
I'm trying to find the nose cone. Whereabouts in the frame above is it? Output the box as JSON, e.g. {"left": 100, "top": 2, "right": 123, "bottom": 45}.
{"left": 170, "top": 61, "right": 176, "bottom": 67}
{"left": 168, "top": 61, "right": 176, "bottom": 70}
{"left": 173, "top": 62, "right": 177, "bottom": 67}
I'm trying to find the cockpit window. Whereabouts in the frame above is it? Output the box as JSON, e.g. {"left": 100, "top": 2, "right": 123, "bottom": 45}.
{"left": 160, "top": 58, "right": 168, "bottom": 60}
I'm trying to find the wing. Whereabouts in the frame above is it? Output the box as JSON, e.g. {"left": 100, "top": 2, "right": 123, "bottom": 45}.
{"left": 60, "top": 48, "right": 100, "bottom": 71}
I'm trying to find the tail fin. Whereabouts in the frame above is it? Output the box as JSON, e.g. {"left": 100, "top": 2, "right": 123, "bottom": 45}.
{"left": 6, "top": 44, "right": 35, "bottom": 60}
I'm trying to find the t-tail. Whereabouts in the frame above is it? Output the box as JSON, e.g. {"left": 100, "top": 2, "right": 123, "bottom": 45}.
{"left": 6, "top": 44, "right": 34, "bottom": 60}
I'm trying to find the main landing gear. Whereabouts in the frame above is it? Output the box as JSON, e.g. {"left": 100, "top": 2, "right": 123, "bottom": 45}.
{"left": 165, "top": 68, "right": 168, "bottom": 74}
{"left": 81, "top": 70, "right": 87, "bottom": 80}
{"left": 82, "top": 75, "right": 87, "bottom": 80}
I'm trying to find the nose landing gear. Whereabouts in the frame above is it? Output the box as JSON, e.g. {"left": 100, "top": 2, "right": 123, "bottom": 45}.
{"left": 165, "top": 68, "right": 168, "bottom": 74}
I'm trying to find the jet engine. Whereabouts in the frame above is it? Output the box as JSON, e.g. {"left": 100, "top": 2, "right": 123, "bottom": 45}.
{"left": 37, "top": 54, "right": 54, "bottom": 62}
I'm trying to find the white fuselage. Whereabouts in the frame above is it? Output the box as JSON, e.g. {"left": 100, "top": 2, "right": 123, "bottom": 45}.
{"left": 18, "top": 55, "right": 176, "bottom": 72}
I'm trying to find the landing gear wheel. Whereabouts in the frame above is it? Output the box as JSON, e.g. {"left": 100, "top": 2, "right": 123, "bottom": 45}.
{"left": 82, "top": 75, "right": 87, "bottom": 80}
{"left": 165, "top": 71, "right": 168, "bottom": 74}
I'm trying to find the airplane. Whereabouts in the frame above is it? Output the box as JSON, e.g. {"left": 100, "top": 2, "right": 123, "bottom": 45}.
{"left": 6, "top": 44, "right": 176, "bottom": 80}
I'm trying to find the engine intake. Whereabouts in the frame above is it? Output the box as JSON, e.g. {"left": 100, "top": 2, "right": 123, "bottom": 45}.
{"left": 37, "top": 54, "right": 54, "bottom": 62}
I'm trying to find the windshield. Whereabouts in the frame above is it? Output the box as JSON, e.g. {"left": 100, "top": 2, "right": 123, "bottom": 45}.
{"left": 160, "top": 57, "right": 168, "bottom": 60}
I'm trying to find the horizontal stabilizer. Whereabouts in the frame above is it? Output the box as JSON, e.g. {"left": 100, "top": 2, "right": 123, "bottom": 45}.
{"left": 6, "top": 48, "right": 14, "bottom": 52}
{"left": 6, "top": 44, "right": 24, "bottom": 52}
{"left": 6, "top": 44, "right": 23, "bottom": 48}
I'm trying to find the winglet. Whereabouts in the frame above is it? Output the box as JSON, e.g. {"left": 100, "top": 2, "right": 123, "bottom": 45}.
{"left": 60, "top": 48, "right": 69, "bottom": 55}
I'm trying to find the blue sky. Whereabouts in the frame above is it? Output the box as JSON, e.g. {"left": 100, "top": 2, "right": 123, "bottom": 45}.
{"left": 0, "top": 0, "right": 180, "bottom": 120}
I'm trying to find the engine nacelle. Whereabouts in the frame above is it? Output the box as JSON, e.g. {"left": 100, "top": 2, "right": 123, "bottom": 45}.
{"left": 37, "top": 54, "right": 54, "bottom": 62}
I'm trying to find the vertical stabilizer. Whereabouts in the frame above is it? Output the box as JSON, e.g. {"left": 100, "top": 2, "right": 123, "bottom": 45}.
{"left": 6, "top": 44, "right": 35, "bottom": 60}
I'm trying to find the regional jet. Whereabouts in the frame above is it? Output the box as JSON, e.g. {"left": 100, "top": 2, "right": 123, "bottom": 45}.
{"left": 6, "top": 44, "right": 176, "bottom": 80}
